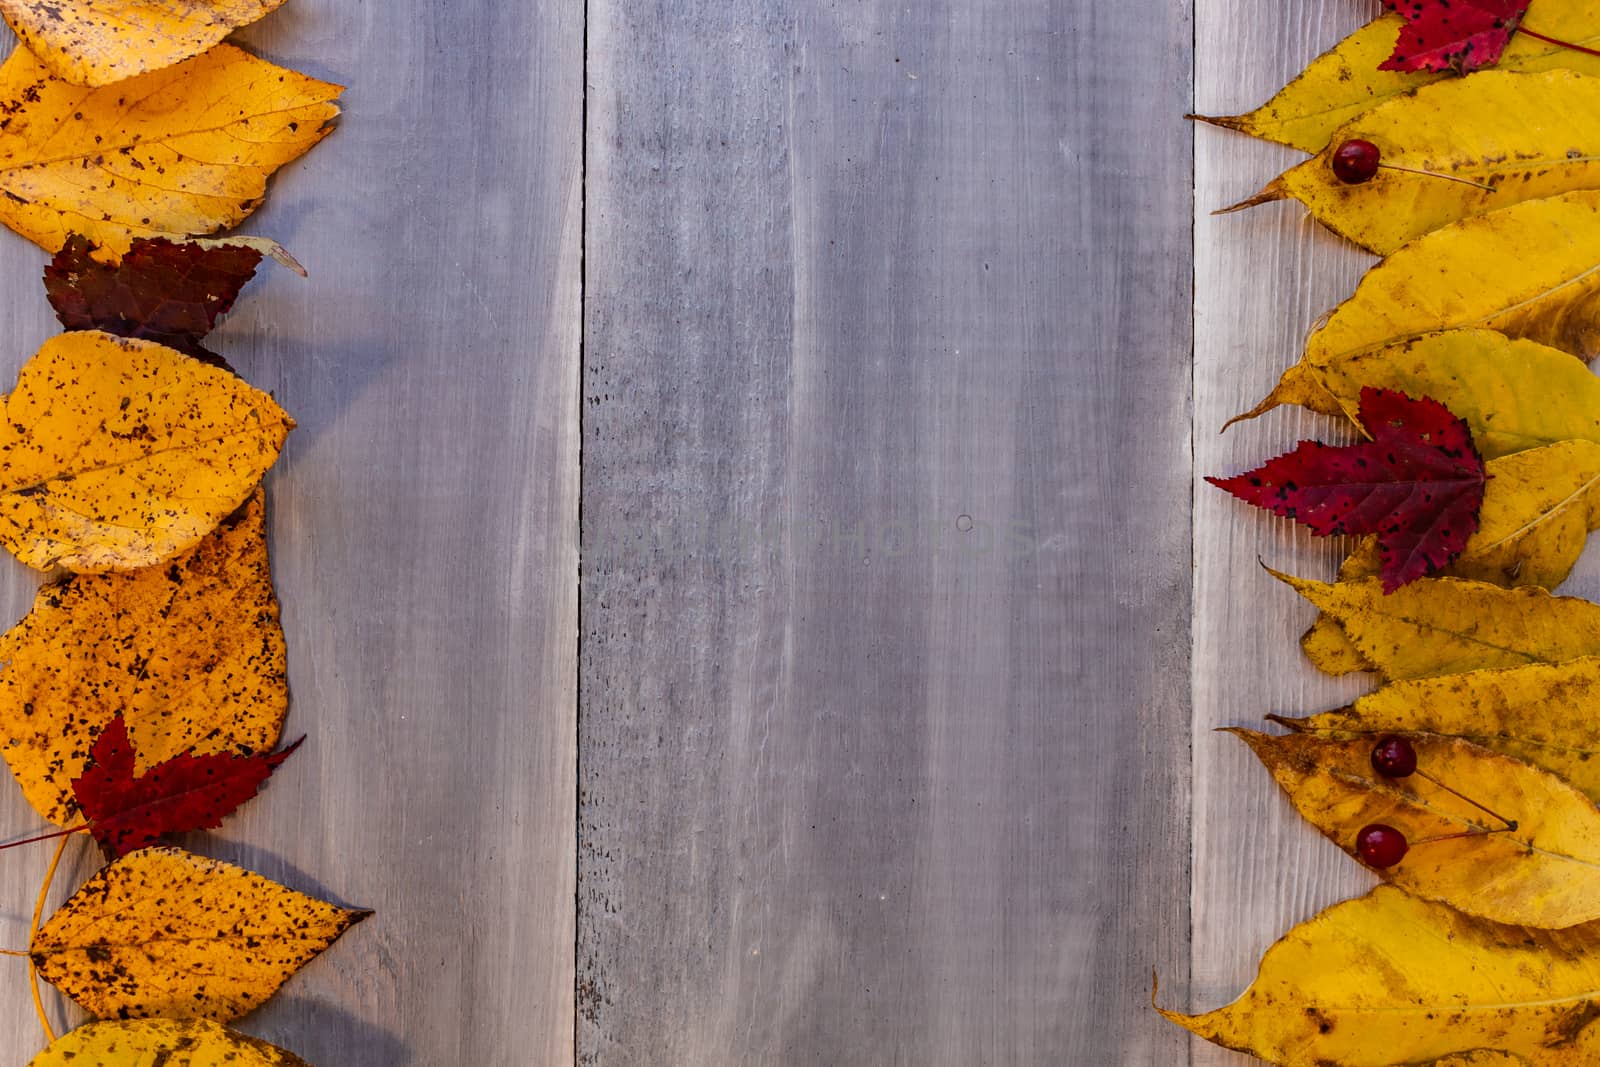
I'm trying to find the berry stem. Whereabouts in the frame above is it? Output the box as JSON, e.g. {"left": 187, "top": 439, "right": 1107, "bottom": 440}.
{"left": 28, "top": 834, "right": 68, "bottom": 1043}
{"left": 1377, "top": 163, "right": 1495, "bottom": 192}
{"left": 1519, "top": 26, "right": 1600, "bottom": 61}
{"left": 1416, "top": 768, "right": 1518, "bottom": 831}
{"left": 1412, "top": 825, "right": 1518, "bottom": 846}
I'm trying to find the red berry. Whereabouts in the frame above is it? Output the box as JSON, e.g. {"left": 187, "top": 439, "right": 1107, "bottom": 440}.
{"left": 1356, "top": 824, "right": 1408, "bottom": 868}
{"left": 1371, "top": 736, "right": 1418, "bottom": 779}
{"left": 1332, "top": 139, "right": 1382, "bottom": 184}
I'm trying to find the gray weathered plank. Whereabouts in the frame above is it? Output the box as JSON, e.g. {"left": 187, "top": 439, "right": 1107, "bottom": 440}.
{"left": 0, "top": 3, "right": 582, "bottom": 1064}
{"left": 578, "top": 2, "right": 1193, "bottom": 1062}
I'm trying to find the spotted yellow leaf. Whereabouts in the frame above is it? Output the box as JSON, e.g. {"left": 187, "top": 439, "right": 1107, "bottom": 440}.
{"left": 1228, "top": 71, "right": 1600, "bottom": 255}
{"left": 1275, "top": 570, "right": 1600, "bottom": 681}
{"left": 0, "top": 490, "right": 285, "bottom": 824}
{"left": 1273, "top": 656, "right": 1600, "bottom": 806}
{"left": 33, "top": 846, "right": 370, "bottom": 1021}
{"left": 1196, "top": 7, "right": 1600, "bottom": 152}
{"left": 28, "top": 1019, "right": 311, "bottom": 1066}
{"left": 0, "top": 330, "right": 292, "bottom": 573}
{"left": 1237, "top": 192, "right": 1600, "bottom": 426}
{"left": 0, "top": 42, "right": 340, "bottom": 256}
{"left": 0, "top": 0, "right": 287, "bottom": 87}
{"left": 1233, "top": 729, "right": 1600, "bottom": 928}
{"left": 1161, "top": 885, "right": 1600, "bottom": 1065}
{"left": 1251, "top": 329, "right": 1600, "bottom": 459}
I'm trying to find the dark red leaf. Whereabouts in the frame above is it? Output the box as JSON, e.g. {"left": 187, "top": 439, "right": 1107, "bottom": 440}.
{"left": 1379, "top": 0, "right": 1530, "bottom": 73}
{"left": 70, "top": 715, "right": 303, "bottom": 859}
{"left": 1207, "top": 388, "right": 1486, "bottom": 592}
{"left": 43, "top": 234, "right": 265, "bottom": 363}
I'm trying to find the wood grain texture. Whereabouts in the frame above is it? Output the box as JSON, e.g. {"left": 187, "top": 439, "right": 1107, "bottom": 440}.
{"left": 579, "top": 1, "right": 1192, "bottom": 1063}
{"left": 0, "top": 2, "right": 582, "bottom": 1063}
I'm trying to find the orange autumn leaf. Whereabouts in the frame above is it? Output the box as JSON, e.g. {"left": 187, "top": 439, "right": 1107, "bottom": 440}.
{"left": 32, "top": 847, "right": 370, "bottom": 1021}
{"left": 0, "top": 0, "right": 287, "bottom": 86}
{"left": 29, "top": 1020, "right": 313, "bottom": 1066}
{"left": 0, "top": 330, "right": 292, "bottom": 573}
{"left": 0, "top": 42, "right": 341, "bottom": 256}
{"left": 0, "top": 491, "right": 287, "bottom": 825}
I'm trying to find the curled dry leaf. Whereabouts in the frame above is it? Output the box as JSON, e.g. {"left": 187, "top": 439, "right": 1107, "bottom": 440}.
{"left": 1209, "top": 389, "right": 1486, "bottom": 591}
{"left": 73, "top": 713, "right": 302, "bottom": 857}
{"left": 29, "top": 1019, "right": 311, "bottom": 1066}
{"left": 32, "top": 846, "right": 371, "bottom": 1022}
{"left": 0, "top": 43, "right": 341, "bottom": 257}
{"left": 1238, "top": 191, "right": 1600, "bottom": 426}
{"left": 1274, "top": 570, "right": 1600, "bottom": 680}
{"left": 0, "top": 490, "right": 287, "bottom": 825}
{"left": 0, "top": 330, "right": 292, "bottom": 573}
{"left": 45, "top": 234, "right": 270, "bottom": 361}
{"left": 0, "top": 0, "right": 288, "bottom": 87}
{"left": 1233, "top": 729, "right": 1600, "bottom": 928}
{"left": 1161, "top": 885, "right": 1600, "bottom": 1066}
{"left": 1257, "top": 329, "right": 1600, "bottom": 460}
{"left": 1273, "top": 656, "right": 1600, "bottom": 805}
{"left": 1228, "top": 71, "right": 1600, "bottom": 254}
{"left": 1193, "top": 5, "right": 1600, "bottom": 152}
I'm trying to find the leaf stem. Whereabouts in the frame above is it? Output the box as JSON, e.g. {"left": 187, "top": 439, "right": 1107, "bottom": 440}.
{"left": 28, "top": 834, "right": 68, "bottom": 1044}
{"left": 1376, "top": 163, "right": 1495, "bottom": 192}
{"left": 0, "top": 948, "right": 29, "bottom": 957}
{"left": 0, "top": 824, "right": 86, "bottom": 852}
{"left": 1519, "top": 26, "right": 1600, "bottom": 60}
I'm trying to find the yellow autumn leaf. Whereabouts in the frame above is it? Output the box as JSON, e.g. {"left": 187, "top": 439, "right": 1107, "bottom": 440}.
{"left": 1196, "top": 8, "right": 1600, "bottom": 152}
{"left": 33, "top": 846, "right": 370, "bottom": 1021}
{"left": 1248, "top": 329, "right": 1600, "bottom": 459}
{"left": 1274, "top": 656, "right": 1600, "bottom": 806}
{"left": 0, "top": 43, "right": 341, "bottom": 256}
{"left": 1276, "top": 570, "right": 1600, "bottom": 680}
{"left": 1161, "top": 885, "right": 1600, "bottom": 1065}
{"left": 1298, "top": 616, "right": 1372, "bottom": 676}
{"left": 0, "top": 0, "right": 287, "bottom": 87}
{"left": 0, "top": 330, "right": 292, "bottom": 573}
{"left": 1235, "top": 729, "right": 1600, "bottom": 927}
{"left": 0, "top": 490, "right": 285, "bottom": 824}
{"left": 1237, "top": 191, "right": 1600, "bottom": 426}
{"left": 29, "top": 1019, "right": 311, "bottom": 1067}
{"left": 1228, "top": 71, "right": 1600, "bottom": 254}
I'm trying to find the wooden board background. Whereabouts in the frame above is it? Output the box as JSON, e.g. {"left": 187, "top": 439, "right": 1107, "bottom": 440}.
{"left": 0, "top": 2, "right": 583, "bottom": 1065}
{"left": 578, "top": 1, "right": 1193, "bottom": 1064}
{"left": 0, "top": 0, "right": 1413, "bottom": 1062}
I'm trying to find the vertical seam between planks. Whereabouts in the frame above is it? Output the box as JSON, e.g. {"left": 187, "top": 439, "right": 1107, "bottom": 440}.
{"left": 574, "top": 0, "right": 589, "bottom": 1062}
{"left": 1186, "top": 0, "right": 1198, "bottom": 1060}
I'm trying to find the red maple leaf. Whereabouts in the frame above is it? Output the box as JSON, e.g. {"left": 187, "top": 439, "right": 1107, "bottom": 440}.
{"left": 1379, "top": 0, "right": 1530, "bottom": 73}
{"left": 70, "top": 715, "right": 303, "bottom": 858}
{"left": 1207, "top": 389, "right": 1486, "bottom": 592}
{"left": 43, "top": 235, "right": 266, "bottom": 366}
